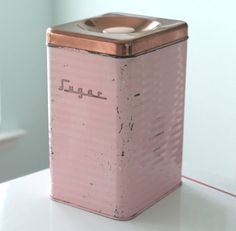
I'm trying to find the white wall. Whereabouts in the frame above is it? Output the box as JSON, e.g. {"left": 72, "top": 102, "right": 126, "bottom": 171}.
{"left": 0, "top": 0, "right": 52, "bottom": 182}
{"left": 52, "top": 0, "right": 236, "bottom": 193}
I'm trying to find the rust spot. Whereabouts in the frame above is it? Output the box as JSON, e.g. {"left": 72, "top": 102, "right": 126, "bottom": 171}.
{"left": 116, "top": 106, "right": 119, "bottom": 114}
{"left": 130, "top": 123, "right": 134, "bottom": 131}
{"left": 118, "top": 123, "right": 123, "bottom": 133}
{"left": 153, "top": 131, "right": 164, "bottom": 138}
{"left": 134, "top": 93, "right": 140, "bottom": 97}
{"left": 114, "top": 208, "right": 119, "bottom": 217}
{"left": 121, "top": 151, "right": 125, "bottom": 156}
{"left": 153, "top": 146, "right": 161, "bottom": 152}
{"left": 128, "top": 117, "right": 134, "bottom": 131}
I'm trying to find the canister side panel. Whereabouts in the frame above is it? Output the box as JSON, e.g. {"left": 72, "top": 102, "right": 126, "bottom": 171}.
{"left": 48, "top": 47, "right": 122, "bottom": 217}
{"left": 115, "top": 41, "right": 187, "bottom": 218}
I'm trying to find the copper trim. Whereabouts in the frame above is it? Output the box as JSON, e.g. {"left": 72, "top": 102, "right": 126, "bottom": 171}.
{"left": 47, "top": 13, "right": 188, "bottom": 57}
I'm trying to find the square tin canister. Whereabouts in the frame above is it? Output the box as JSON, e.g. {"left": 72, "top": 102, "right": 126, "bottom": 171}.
{"left": 46, "top": 13, "right": 188, "bottom": 220}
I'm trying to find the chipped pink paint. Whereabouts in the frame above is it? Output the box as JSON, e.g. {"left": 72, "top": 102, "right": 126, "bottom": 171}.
{"left": 47, "top": 41, "right": 187, "bottom": 220}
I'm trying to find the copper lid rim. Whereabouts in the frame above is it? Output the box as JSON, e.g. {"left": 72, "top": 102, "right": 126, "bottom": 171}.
{"left": 46, "top": 13, "right": 188, "bottom": 57}
{"left": 47, "top": 36, "right": 188, "bottom": 59}
{"left": 47, "top": 22, "right": 187, "bottom": 43}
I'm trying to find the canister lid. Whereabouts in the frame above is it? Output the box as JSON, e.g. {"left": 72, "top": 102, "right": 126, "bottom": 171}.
{"left": 47, "top": 12, "right": 188, "bottom": 57}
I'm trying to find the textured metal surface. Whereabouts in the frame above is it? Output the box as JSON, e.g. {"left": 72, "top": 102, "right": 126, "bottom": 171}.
{"left": 47, "top": 40, "right": 187, "bottom": 220}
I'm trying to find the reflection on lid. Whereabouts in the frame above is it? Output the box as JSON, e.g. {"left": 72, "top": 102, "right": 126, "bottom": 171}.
{"left": 47, "top": 12, "right": 188, "bottom": 57}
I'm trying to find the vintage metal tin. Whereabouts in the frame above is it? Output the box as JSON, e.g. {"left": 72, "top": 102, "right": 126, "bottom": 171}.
{"left": 46, "top": 12, "right": 188, "bottom": 220}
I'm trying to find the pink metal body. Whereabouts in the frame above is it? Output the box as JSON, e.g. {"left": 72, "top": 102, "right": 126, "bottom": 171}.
{"left": 47, "top": 40, "right": 187, "bottom": 220}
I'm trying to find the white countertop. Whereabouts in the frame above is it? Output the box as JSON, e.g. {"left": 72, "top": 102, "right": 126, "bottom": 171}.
{"left": 0, "top": 169, "right": 235, "bottom": 231}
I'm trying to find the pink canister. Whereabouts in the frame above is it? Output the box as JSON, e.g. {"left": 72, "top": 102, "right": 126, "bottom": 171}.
{"left": 46, "top": 12, "right": 188, "bottom": 220}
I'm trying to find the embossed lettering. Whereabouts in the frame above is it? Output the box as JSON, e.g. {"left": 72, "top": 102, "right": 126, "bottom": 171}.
{"left": 58, "top": 79, "right": 107, "bottom": 100}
